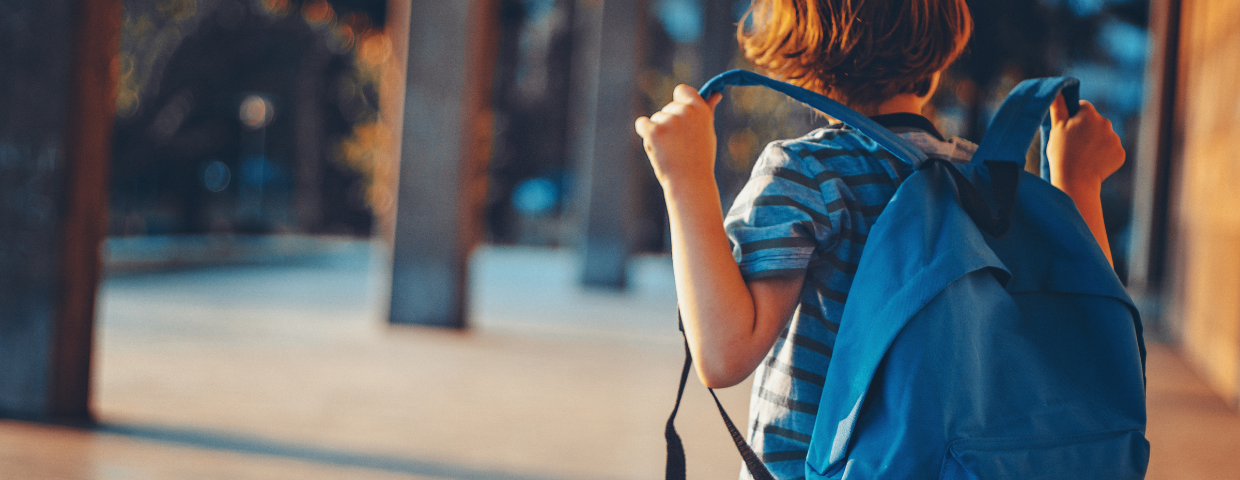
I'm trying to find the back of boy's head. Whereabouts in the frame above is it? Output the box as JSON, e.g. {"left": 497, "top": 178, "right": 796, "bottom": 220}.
{"left": 738, "top": 0, "right": 973, "bottom": 107}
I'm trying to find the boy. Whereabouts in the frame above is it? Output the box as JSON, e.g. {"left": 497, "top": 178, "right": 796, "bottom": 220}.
{"left": 634, "top": 0, "right": 1126, "bottom": 478}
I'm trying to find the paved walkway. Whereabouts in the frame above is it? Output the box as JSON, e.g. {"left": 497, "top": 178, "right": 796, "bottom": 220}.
{"left": 0, "top": 240, "right": 1238, "bottom": 478}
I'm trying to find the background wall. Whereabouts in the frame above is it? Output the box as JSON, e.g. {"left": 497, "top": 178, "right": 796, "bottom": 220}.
{"left": 1165, "top": 0, "right": 1240, "bottom": 404}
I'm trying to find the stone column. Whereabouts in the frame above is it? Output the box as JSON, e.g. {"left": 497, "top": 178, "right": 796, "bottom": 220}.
{"left": 571, "top": 0, "right": 645, "bottom": 289}
{"left": 0, "top": 0, "right": 121, "bottom": 422}
{"left": 387, "top": 0, "right": 500, "bottom": 327}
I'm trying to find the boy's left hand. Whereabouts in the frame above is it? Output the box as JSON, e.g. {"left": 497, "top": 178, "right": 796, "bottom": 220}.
{"left": 634, "top": 85, "right": 723, "bottom": 190}
{"left": 1045, "top": 93, "right": 1124, "bottom": 266}
{"left": 1046, "top": 94, "right": 1125, "bottom": 192}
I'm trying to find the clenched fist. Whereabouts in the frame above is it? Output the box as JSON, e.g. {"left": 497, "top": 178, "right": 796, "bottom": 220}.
{"left": 1046, "top": 94, "right": 1125, "bottom": 194}
{"left": 634, "top": 84, "right": 723, "bottom": 190}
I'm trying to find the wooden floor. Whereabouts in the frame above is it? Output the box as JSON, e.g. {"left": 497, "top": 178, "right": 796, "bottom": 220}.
{"left": 1145, "top": 342, "right": 1240, "bottom": 479}
{"left": 0, "top": 243, "right": 1236, "bottom": 479}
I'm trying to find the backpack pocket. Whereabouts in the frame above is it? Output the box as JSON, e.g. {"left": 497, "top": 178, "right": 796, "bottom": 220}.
{"left": 939, "top": 429, "right": 1149, "bottom": 480}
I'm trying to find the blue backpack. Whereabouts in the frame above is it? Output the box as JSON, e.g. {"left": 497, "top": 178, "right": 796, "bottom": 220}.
{"left": 665, "top": 70, "right": 1148, "bottom": 480}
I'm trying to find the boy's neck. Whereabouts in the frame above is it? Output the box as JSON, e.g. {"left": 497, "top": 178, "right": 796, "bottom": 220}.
{"left": 850, "top": 93, "right": 931, "bottom": 117}
{"left": 849, "top": 72, "right": 939, "bottom": 117}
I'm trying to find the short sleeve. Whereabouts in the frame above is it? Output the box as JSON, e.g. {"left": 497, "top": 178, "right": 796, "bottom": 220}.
{"left": 725, "top": 142, "right": 837, "bottom": 280}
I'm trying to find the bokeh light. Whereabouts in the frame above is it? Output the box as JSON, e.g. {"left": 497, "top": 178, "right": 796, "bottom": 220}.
{"left": 238, "top": 94, "right": 273, "bottom": 129}
{"left": 202, "top": 160, "right": 231, "bottom": 192}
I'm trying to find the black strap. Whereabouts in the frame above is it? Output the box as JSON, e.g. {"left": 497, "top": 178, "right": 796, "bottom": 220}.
{"left": 924, "top": 159, "right": 1020, "bottom": 238}
{"left": 664, "top": 336, "right": 691, "bottom": 480}
{"left": 666, "top": 318, "right": 776, "bottom": 480}
{"left": 707, "top": 380, "right": 774, "bottom": 480}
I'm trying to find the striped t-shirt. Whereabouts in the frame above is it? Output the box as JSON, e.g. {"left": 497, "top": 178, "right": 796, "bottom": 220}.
{"left": 725, "top": 114, "right": 976, "bottom": 480}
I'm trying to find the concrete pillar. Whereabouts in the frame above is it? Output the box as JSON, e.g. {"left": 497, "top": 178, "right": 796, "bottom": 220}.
{"left": 0, "top": 0, "right": 121, "bottom": 422}
{"left": 1128, "top": 0, "right": 1181, "bottom": 306}
{"left": 387, "top": 0, "right": 500, "bottom": 327}
{"left": 571, "top": 0, "right": 645, "bottom": 289}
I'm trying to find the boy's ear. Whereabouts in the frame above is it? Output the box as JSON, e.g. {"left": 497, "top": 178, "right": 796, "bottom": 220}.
{"left": 920, "top": 72, "right": 943, "bottom": 99}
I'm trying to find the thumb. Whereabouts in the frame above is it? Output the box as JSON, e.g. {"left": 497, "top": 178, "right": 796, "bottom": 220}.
{"left": 706, "top": 92, "right": 723, "bottom": 111}
{"left": 1049, "top": 93, "right": 1068, "bottom": 125}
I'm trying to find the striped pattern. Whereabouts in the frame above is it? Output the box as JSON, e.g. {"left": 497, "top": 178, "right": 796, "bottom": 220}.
{"left": 726, "top": 122, "right": 974, "bottom": 480}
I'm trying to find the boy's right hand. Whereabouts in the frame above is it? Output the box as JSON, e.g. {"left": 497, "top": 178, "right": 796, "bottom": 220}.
{"left": 634, "top": 85, "right": 723, "bottom": 189}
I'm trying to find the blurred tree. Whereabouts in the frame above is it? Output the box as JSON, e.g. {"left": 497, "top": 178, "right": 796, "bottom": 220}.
{"left": 951, "top": 0, "right": 1055, "bottom": 141}
{"left": 111, "top": 0, "right": 386, "bottom": 236}
{"left": 948, "top": 0, "right": 1149, "bottom": 140}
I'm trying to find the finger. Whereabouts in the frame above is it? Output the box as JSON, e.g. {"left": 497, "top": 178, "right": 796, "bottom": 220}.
{"left": 672, "top": 84, "right": 704, "bottom": 106}
{"left": 635, "top": 116, "right": 655, "bottom": 137}
{"left": 706, "top": 92, "right": 723, "bottom": 111}
{"left": 661, "top": 102, "right": 690, "bottom": 116}
{"left": 1077, "top": 100, "right": 1098, "bottom": 117}
{"left": 1049, "top": 94, "right": 1068, "bottom": 125}
{"left": 650, "top": 111, "right": 672, "bottom": 124}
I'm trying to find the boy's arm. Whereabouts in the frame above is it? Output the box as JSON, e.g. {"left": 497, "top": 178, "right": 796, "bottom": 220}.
{"left": 635, "top": 85, "right": 802, "bottom": 388}
{"left": 1046, "top": 95, "right": 1125, "bottom": 266}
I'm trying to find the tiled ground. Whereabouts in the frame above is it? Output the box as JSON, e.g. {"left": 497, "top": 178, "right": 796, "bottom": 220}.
{"left": 1, "top": 242, "right": 1237, "bottom": 479}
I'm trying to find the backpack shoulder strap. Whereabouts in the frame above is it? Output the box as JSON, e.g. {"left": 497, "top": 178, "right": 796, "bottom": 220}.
{"left": 972, "top": 77, "right": 1080, "bottom": 180}
{"left": 946, "top": 77, "right": 1081, "bottom": 238}
{"left": 699, "top": 70, "right": 929, "bottom": 168}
